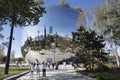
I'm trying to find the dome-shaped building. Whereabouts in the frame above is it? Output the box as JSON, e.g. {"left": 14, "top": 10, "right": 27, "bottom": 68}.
{"left": 21, "top": 5, "right": 79, "bottom": 63}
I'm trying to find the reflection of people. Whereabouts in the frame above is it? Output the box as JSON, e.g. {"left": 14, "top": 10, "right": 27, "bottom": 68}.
{"left": 35, "top": 63, "right": 41, "bottom": 78}
{"left": 63, "top": 62, "right": 66, "bottom": 67}
{"left": 42, "top": 62, "right": 46, "bottom": 77}
{"left": 71, "top": 62, "right": 77, "bottom": 69}
{"left": 52, "top": 62, "right": 55, "bottom": 69}
{"left": 55, "top": 62, "right": 59, "bottom": 70}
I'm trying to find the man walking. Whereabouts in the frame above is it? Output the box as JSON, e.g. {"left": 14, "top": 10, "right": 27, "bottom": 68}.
{"left": 35, "top": 63, "right": 41, "bottom": 78}
{"left": 42, "top": 62, "right": 46, "bottom": 77}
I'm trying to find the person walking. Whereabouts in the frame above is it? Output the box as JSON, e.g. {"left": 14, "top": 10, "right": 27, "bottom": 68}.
{"left": 42, "top": 62, "right": 47, "bottom": 77}
{"left": 35, "top": 63, "right": 41, "bottom": 78}
{"left": 47, "top": 62, "right": 51, "bottom": 69}
{"left": 52, "top": 62, "right": 55, "bottom": 69}
{"left": 30, "top": 63, "right": 35, "bottom": 78}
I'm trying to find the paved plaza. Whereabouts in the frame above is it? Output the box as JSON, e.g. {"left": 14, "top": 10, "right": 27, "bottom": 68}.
{"left": 17, "top": 65, "right": 95, "bottom": 80}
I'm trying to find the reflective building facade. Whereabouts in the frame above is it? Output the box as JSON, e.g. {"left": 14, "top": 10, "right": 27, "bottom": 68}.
{"left": 22, "top": 5, "right": 79, "bottom": 43}
{"left": 22, "top": 5, "right": 79, "bottom": 63}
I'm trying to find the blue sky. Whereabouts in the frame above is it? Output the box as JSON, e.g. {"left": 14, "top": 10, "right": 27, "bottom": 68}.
{"left": 44, "top": 0, "right": 106, "bottom": 10}
{"left": 1, "top": 0, "right": 106, "bottom": 58}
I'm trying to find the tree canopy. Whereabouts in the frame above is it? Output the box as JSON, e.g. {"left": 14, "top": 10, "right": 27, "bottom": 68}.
{"left": 75, "top": 6, "right": 82, "bottom": 12}
{"left": 0, "top": 0, "right": 45, "bottom": 27}
{"left": 59, "top": 0, "right": 70, "bottom": 8}
{"left": 92, "top": 0, "right": 120, "bottom": 67}
{"left": 72, "top": 26, "right": 108, "bottom": 71}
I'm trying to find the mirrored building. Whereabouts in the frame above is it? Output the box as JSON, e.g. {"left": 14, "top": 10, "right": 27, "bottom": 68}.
{"left": 21, "top": 5, "right": 79, "bottom": 63}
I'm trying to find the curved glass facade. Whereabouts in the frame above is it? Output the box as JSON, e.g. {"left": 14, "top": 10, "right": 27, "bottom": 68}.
{"left": 21, "top": 5, "right": 79, "bottom": 45}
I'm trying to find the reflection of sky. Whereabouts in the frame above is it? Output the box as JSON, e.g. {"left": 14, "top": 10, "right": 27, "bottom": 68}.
{"left": 21, "top": 5, "right": 79, "bottom": 45}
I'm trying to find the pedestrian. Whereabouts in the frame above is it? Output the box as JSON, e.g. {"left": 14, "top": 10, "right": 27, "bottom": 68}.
{"left": 30, "top": 63, "right": 35, "bottom": 78}
{"left": 47, "top": 62, "right": 50, "bottom": 69}
{"left": 42, "top": 62, "right": 47, "bottom": 77}
{"left": 52, "top": 62, "right": 55, "bottom": 69}
{"left": 35, "top": 63, "right": 41, "bottom": 78}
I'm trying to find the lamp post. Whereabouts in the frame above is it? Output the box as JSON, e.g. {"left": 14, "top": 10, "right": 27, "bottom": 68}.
{"left": 53, "top": 48, "right": 56, "bottom": 63}
{"left": 51, "top": 43, "right": 56, "bottom": 63}
{"left": 38, "top": 30, "right": 40, "bottom": 46}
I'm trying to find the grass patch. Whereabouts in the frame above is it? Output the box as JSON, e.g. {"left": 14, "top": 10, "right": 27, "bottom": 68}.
{"left": 76, "top": 64, "right": 120, "bottom": 80}
{"left": 0, "top": 68, "right": 29, "bottom": 80}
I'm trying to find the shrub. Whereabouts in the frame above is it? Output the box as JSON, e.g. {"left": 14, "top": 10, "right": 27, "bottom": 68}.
{"left": 96, "top": 64, "right": 109, "bottom": 71}
{"left": 88, "top": 73, "right": 95, "bottom": 78}
{"left": 96, "top": 76, "right": 108, "bottom": 80}
{"left": 33, "top": 46, "right": 42, "bottom": 51}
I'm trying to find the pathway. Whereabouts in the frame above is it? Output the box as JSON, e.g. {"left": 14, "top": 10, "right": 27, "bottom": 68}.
{"left": 17, "top": 64, "right": 95, "bottom": 80}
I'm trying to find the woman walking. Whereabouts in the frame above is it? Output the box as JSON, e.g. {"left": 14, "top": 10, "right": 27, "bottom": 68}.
{"left": 42, "top": 62, "right": 47, "bottom": 77}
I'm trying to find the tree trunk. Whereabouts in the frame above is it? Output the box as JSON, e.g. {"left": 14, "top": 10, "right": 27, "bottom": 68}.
{"left": 94, "top": 15, "right": 99, "bottom": 34}
{"left": 4, "top": 24, "right": 14, "bottom": 74}
{"left": 86, "top": 16, "right": 90, "bottom": 31}
{"left": 112, "top": 39, "right": 120, "bottom": 67}
{"left": 106, "top": 0, "right": 120, "bottom": 67}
